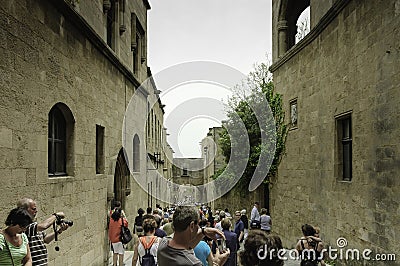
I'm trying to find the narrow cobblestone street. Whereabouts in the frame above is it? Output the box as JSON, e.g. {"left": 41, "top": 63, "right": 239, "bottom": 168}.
{"left": 108, "top": 251, "right": 134, "bottom": 266}
{"left": 1, "top": 0, "right": 398, "bottom": 265}
{"left": 107, "top": 250, "right": 305, "bottom": 266}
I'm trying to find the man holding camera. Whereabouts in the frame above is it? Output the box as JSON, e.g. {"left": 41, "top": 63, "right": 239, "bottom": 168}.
{"left": 18, "top": 198, "right": 70, "bottom": 266}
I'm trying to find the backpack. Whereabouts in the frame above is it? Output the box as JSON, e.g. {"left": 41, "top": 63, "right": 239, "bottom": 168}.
{"left": 300, "top": 238, "right": 320, "bottom": 266}
{"left": 139, "top": 236, "right": 157, "bottom": 266}
{"left": 250, "top": 219, "right": 261, "bottom": 229}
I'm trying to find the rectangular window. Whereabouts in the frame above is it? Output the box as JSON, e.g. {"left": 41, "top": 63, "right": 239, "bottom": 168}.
{"left": 133, "top": 33, "right": 139, "bottom": 73}
{"left": 182, "top": 168, "right": 188, "bottom": 176}
{"left": 106, "top": 1, "right": 115, "bottom": 49}
{"left": 96, "top": 125, "right": 105, "bottom": 174}
{"left": 336, "top": 113, "right": 352, "bottom": 181}
{"left": 131, "top": 13, "right": 144, "bottom": 74}
{"left": 289, "top": 98, "right": 298, "bottom": 129}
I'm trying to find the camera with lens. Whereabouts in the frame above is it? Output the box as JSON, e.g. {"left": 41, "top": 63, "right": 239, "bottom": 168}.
{"left": 53, "top": 213, "right": 72, "bottom": 252}
{"left": 56, "top": 219, "right": 73, "bottom": 226}
{"left": 54, "top": 214, "right": 73, "bottom": 227}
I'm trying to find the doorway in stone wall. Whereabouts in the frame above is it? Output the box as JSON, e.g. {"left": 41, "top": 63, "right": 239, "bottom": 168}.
{"left": 113, "top": 148, "right": 131, "bottom": 209}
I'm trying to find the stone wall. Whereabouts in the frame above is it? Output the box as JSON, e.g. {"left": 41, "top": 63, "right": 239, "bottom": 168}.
{"left": 270, "top": 0, "right": 399, "bottom": 264}
{"left": 0, "top": 0, "right": 152, "bottom": 264}
{"left": 310, "top": 0, "right": 333, "bottom": 27}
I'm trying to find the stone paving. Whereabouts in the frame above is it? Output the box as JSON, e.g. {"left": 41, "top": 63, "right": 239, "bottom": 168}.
{"left": 106, "top": 248, "right": 332, "bottom": 266}
{"left": 107, "top": 250, "right": 302, "bottom": 266}
{"left": 108, "top": 251, "right": 134, "bottom": 266}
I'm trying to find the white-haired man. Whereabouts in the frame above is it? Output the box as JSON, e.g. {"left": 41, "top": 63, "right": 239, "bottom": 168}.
{"left": 18, "top": 198, "right": 69, "bottom": 265}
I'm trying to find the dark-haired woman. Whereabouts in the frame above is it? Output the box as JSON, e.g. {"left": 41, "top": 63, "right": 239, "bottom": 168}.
{"left": 134, "top": 208, "right": 145, "bottom": 236}
{"left": 132, "top": 218, "right": 160, "bottom": 266}
{"left": 295, "top": 224, "right": 324, "bottom": 266}
{"left": 108, "top": 208, "right": 128, "bottom": 266}
{"left": 239, "top": 230, "right": 284, "bottom": 266}
{"left": 0, "top": 208, "right": 33, "bottom": 266}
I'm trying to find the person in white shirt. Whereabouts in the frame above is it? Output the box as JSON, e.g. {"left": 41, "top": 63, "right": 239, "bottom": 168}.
{"left": 215, "top": 211, "right": 226, "bottom": 231}
{"left": 250, "top": 202, "right": 260, "bottom": 222}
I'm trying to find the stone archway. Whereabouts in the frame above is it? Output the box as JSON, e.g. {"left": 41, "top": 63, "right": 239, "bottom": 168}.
{"left": 277, "top": 0, "right": 310, "bottom": 56}
{"left": 113, "top": 148, "right": 131, "bottom": 209}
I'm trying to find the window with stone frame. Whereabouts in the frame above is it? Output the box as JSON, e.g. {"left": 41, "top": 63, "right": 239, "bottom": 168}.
{"left": 131, "top": 13, "right": 145, "bottom": 74}
{"left": 336, "top": 113, "right": 352, "bottom": 181}
{"left": 289, "top": 98, "right": 298, "bottom": 129}
{"left": 133, "top": 134, "right": 140, "bottom": 172}
{"left": 96, "top": 125, "right": 105, "bottom": 174}
{"left": 277, "top": 0, "right": 310, "bottom": 56}
{"left": 147, "top": 103, "right": 150, "bottom": 140}
{"left": 48, "top": 103, "right": 74, "bottom": 177}
{"left": 106, "top": 0, "right": 116, "bottom": 50}
{"left": 182, "top": 167, "right": 188, "bottom": 176}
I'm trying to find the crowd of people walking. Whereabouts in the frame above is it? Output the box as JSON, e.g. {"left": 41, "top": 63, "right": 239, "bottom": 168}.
{"left": 107, "top": 201, "right": 327, "bottom": 266}
{"left": 0, "top": 199, "right": 325, "bottom": 266}
{"left": 0, "top": 198, "right": 325, "bottom": 266}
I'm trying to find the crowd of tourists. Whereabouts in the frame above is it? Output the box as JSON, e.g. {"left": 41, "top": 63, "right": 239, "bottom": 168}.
{"left": 0, "top": 198, "right": 325, "bottom": 266}
{"left": 108, "top": 201, "right": 327, "bottom": 266}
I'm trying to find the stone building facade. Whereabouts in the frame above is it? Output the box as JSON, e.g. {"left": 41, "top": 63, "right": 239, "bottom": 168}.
{"left": 145, "top": 69, "right": 174, "bottom": 206}
{"left": 270, "top": 0, "right": 399, "bottom": 264}
{"left": 201, "top": 127, "right": 226, "bottom": 184}
{"left": 170, "top": 158, "right": 205, "bottom": 204}
{"left": 0, "top": 0, "right": 171, "bottom": 264}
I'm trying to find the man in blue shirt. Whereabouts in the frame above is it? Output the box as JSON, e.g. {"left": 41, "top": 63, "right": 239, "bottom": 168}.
{"left": 233, "top": 211, "right": 244, "bottom": 243}
{"left": 212, "top": 218, "right": 237, "bottom": 266}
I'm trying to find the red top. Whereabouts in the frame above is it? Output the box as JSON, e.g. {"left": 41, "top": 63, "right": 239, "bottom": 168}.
{"left": 108, "top": 218, "right": 128, "bottom": 243}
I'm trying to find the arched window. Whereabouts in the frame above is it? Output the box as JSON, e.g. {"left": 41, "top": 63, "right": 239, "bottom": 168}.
{"left": 48, "top": 103, "right": 74, "bottom": 177}
{"left": 133, "top": 134, "right": 140, "bottom": 172}
{"left": 277, "top": 0, "right": 310, "bottom": 56}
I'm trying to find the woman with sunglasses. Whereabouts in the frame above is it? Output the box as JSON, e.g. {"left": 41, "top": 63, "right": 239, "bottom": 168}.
{"left": 0, "top": 207, "right": 33, "bottom": 266}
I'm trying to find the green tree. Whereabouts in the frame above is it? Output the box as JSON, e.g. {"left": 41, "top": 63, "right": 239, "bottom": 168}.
{"left": 217, "top": 62, "right": 288, "bottom": 194}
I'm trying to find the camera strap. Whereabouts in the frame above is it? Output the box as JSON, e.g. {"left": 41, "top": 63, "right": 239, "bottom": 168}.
{"left": 53, "top": 222, "right": 58, "bottom": 242}
{"left": 53, "top": 222, "right": 60, "bottom": 251}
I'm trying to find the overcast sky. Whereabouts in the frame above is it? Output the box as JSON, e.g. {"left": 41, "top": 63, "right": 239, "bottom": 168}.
{"left": 147, "top": 0, "right": 272, "bottom": 158}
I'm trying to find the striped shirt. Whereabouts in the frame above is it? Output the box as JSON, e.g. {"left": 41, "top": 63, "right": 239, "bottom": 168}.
{"left": 0, "top": 233, "right": 29, "bottom": 266}
{"left": 26, "top": 222, "right": 48, "bottom": 266}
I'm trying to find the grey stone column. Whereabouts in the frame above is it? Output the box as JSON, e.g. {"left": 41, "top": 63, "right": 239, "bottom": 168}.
{"left": 277, "top": 20, "right": 288, "bottom": 57}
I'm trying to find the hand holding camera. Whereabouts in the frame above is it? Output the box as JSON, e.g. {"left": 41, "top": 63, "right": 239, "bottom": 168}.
{"left": 53, "top": 212, "right": 74, "bottom": 227}
{"left": 53, "top": 212, "right": 73, "bottom": 251}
